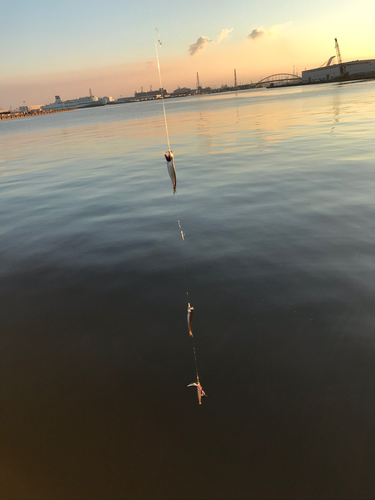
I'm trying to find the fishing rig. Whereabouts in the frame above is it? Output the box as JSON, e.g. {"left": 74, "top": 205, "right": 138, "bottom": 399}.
{"left": 153, "top": 28, "right": 207, "bottom": 404}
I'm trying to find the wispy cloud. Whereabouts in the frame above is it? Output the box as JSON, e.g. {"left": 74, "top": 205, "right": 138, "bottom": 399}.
{"left": 188, "top": 36, "right": 212, "bottom": 56}
{"left": 217, "top": 28, "right": 233, "bottom": 43}
{"left": 188, "top": 29, "right": 232, "bottom": 56}
{"left": 247, "top": 23, "right": 289, "bottom": 41}
{"left": 247, "top": 28, "right": 266, "bottom": 40}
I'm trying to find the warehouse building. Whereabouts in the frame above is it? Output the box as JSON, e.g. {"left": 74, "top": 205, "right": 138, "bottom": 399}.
{"left": 302, "top": 59, "right": 375, "bottom": 83}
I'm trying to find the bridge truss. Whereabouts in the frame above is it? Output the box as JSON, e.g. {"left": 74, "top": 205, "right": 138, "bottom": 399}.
{"left": 256, "top": 73, "right": 302, "bottom": 87}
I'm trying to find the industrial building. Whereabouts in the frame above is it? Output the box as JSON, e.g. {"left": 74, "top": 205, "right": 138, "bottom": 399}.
{"left": 301, "top": 38, "right": 375, "bottom": 83}
{"left": 19, "top": 104, "right": 43, "bottom": 113}
{"left": 302, "top": 59, "right": 375, "bottom": 83}
{"left": 172, "top": 87, "right": 191, "bottom": 96}
{"left": 134, "top": 88, "right": 166, "bottom": 99}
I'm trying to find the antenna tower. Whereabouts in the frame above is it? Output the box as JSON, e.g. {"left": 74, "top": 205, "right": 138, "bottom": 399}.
{"left": 234, "top": 68, "right": 237, "bottom": 87}
{"left": 196, "top": 72, "right": 201, "bottom": 93}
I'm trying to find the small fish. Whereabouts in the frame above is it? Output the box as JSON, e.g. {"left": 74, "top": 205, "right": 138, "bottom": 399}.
{"left": 187, "top": 303, "right": 194, "bottom": 337}
{"left": 164, "top": 150, "right": 176, "bottom": 194}
{"left": 187, "top": 382, "right": 207, "bottom": 405}
{"left": 178, "top": 220, "right": 184, "bottom": 240}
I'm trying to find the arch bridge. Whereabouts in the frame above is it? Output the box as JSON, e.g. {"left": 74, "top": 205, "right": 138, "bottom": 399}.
{"left": 256, "top": 73, "right": 302, "bottom": 87}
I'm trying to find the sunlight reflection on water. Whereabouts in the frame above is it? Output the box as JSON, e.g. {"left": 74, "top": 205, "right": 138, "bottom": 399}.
{"left": 1, "top": 81, "right": 375, "bottom": 499}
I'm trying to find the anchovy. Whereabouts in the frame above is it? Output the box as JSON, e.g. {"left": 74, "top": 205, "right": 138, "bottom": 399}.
{"left": 187, "top": 382, "right": 207, "bottom": 405}
{"left": 187, "top": 302, "right": 194, "bottom": 337}
{"left": 164, "top": 150, "right": 176, "bottom": 194}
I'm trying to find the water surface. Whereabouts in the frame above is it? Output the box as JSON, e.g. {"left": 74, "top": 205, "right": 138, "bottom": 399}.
{"left": 1, "top": 82, "right": 375, "bottom": 499}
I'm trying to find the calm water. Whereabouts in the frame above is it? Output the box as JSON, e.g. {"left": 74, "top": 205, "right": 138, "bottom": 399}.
{"left": 1, "top": 82, "right": 375, "bottom": 499}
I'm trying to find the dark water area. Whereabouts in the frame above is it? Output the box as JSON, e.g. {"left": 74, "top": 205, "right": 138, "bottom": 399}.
{"left": 1, "top": 82, "right": 375, "bottom": 499}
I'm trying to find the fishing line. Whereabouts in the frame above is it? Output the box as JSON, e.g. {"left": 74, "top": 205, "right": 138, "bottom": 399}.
{"left": 177, "top": 219, "right": 190, "bottom": 303}
{"left": 154, "top": 28, "right": 189, "bottom": 300}
{"left": 153, "top": 28, "right": 171, "bottom": 152}
{"left": 153, "top": 28, "right": 204, "bottom": 399}
{"left": 154, "top": 27, "right": 190, "bottom": 301}
{"left": 192, "top": 339, "right": 200, "bottom": 383}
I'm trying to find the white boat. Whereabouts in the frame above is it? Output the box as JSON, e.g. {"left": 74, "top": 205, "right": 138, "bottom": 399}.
{"left": 42, "top": 89, "right": 105, "bottom": 111}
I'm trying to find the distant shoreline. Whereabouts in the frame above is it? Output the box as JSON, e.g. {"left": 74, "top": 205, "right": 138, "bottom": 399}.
{"left": 0, "top": 108, "right": 77, "bottom": 121}
{"left": 3, "top": 75, "right": 374, "bottom": 121}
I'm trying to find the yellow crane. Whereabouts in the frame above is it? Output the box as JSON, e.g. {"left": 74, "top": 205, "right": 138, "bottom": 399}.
{"left": 334, "top": 38, "right": 345, "bottom": 76}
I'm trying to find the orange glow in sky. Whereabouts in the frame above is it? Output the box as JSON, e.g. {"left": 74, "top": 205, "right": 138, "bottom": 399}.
{"left": 1, "top": 0, "right": 375, "bottom": 108}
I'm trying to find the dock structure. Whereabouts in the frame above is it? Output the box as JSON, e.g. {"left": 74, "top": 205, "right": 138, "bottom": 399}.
{"left": 0, "top": 108, "right": 77, "bottom": 120}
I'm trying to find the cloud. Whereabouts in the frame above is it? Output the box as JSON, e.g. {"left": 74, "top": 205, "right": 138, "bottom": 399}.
{"left": 247, "top": 28, "right": 266, "bottom": 40}
{"left": 217, "top": 28, "right": 233, "bottom": 43}
{"left": 247, "top": 23, "right": 290, "bottom": 41}
{"left": 188, "top": 29, "right": 232, "bottom": 56}
{"left": 188, "top": 36, "right": 212, "bottom": 56}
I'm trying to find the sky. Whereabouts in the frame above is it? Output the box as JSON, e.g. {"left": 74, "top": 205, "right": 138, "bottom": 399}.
{"left": 1, "top": 0, "right": 375, "bottom": 108}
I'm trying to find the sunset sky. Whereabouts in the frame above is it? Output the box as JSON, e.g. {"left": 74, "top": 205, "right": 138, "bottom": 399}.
{"left": 1, "top": 0, "right": 375, "bottom": 108}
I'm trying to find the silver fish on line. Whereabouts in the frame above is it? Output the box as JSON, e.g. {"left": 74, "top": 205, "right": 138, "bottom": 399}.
{"left": 164, "top": 150, "right": 176, "bottom": 194}
{"left": 187, "top": 303, "right": 194, "bottom": 337}
{"left": 187, "top": 382, "right": 207, "bottom": 405}
{"left": 178, "top": 220, "right": 185, "bottom": 240}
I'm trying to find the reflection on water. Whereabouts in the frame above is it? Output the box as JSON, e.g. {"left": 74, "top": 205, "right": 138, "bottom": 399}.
{"left": 197, "top": 111, "right": 214, "bottom": 149}
{"left": 332, "top": 85, "right": 341, "bottom": 122}
{"left": 2, "top": 81, "right": 375, "bottom": 499}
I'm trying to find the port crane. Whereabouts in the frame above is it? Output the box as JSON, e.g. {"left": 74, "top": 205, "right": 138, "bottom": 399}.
{"left": 335, "top": 38, "right": 345, "bottom": 76}
{"left": 319, "top": 55, "right": 336, "bottom": 68}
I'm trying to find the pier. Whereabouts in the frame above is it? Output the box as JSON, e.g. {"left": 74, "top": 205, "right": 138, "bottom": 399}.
{"left": 0, "top": 108, "right": 77, "bottom": 120}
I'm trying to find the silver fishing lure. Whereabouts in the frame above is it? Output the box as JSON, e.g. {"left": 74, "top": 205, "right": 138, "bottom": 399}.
{"left": 164, "top": 150, "right": 176, "bottom": 194}
{"left": 187, "top": 302, "right": 194, "bottom": 337}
